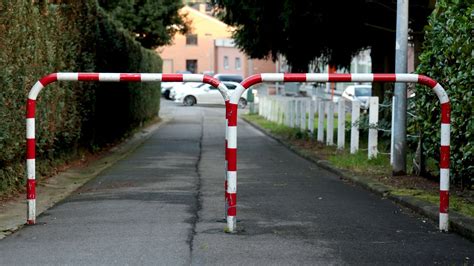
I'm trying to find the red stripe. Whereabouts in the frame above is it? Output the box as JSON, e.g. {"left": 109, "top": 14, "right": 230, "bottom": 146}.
{"left": 227, "top": 148, "right": 237, "bottom": 171}
{"left": 439, "top": 190, "right": 449, "bottom": 213}
{"left": 78, "top": 73, "right": 99, "bottom": 81}
{"left": 161, "top": 74, "right": 183, "bottom": 82}
{"left": 441, "top": 103, "right": 450, "bottom": 124}
{"left": 373, "top": 74, "right": 396, "bottom": 82}
{"left": 225, "top": 101, "right": 230, "bottom": 119}
{"left": 418, "top": 75, "right": 437, "bottom": 88}
{"left": 27, "top": 179, "right": 36, "bottom": 199}
{"left": 27, "top": 220, "right": 35, "bottom": 225}
{"left": 26, "top": 99, "right": 36, "bottom": 118}
{"left": 440, "top": 146, "right": 450, "bottom": 169}
{"left": 227, "top": 104, "right": 238, "bottom": 126}
{"left": 328, "top": 74, "right": 352, "bottom": 82}
{"left": 241, "top": 74, "right": 262, "bottom": 89}
{"left": 227, "top": 193, "right": 236, "bottom": 216}
{"left": 284, "top": 73, "right": 306, "bottom": 82}
{"left": 26, "top": 139, "right": 35, "bottom": 159}
{"left": 39, "top": 73, "right": 57, "bottom": 86}
{"left": 120, "top": 73, "right": 141, "bottom": 82}
{"left": 203, "top": 75, "right": 220, "bottom": 88}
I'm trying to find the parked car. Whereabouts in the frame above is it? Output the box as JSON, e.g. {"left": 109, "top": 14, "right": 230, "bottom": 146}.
{"left": 341, "top": 85, "right": 372, "bottom": 110}
{"left": 213, "top": 73, "right": 243, "bottom": 83}
{"left": 161, "top": 70, "right": 192, "bottom": 100}
{"left": 174, "top": 81, "right": 248, "bottom": 108}
{"left": 169, "top": 82, "right": 202, "bottom": 100}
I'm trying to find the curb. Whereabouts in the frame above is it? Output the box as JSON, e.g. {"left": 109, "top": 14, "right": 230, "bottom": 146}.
{"left": 0, "top": 117, "right": 169, "bottom": 239}
{"left": 241, "top": 116, "right": 474, "bottom": 242}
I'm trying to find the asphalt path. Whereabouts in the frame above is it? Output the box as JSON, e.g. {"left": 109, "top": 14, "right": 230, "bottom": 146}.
{"left": 0, "top": 100, "right": 472, "bottom": 265}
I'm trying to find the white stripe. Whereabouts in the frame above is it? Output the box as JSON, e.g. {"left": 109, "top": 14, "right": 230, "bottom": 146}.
{"left": 28, "top": 81, "right": 44, "bottom": 100}
{"left": 141, "top": 73, "right": 162, "bottom": 81}
{"left": 439, "top": 213, "right": 449, "bottom": 232}
{"left": 396, "top": 74, "right": 418, "bottom": 82}
{"left": 26, "top": 118, "right": 35, "bottom": 139}
{"left": 183, "top": 74, "right": 204, "bottom": 82}
{"left": 27, "top": 199, "right": 36, "bottom": 220}
{"left": 306, "top": 73, "right": 329, "bottom": 82}
{"left": 217, "top": 83, "right": 230, "bottom": 101}
{"left": 227, "top": 126, "right": 237, "bottom": 148}
{"left": 262, "top": 73, "right": 284, "bottom": 82}
{"left": 440, "top": 169, "right": 450, "bottom": 191}
{"left": 230, "top": 83, "right": 246, "bottom": 104}
{"left": 441, "top": 124, "right": 450, "bottom": 146}
{"left": 226, "top": 216, "right": 236, "bottom": 233}
{"left": 227, "top": 171, "right": 237, "bottom": 193}
{"left": 27, "top": 159, "right": 35, "bottom": 180}
{"left": 433, "top": 84, "right": 449, "bottom": 104}
{"left": 57, "top": 73, "right": 78, "bottom": 81}
{"left": 351, "top": 74, "right": 374, "bottom": 82}
{"left": 99, "top": 73, "right": 120, "bottom": 81}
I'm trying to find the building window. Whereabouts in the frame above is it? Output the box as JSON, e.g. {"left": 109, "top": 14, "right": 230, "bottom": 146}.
{"left": 224, "top": 56, "right": 229, "bottom": 69}
{"left": 186, "top": 34, "right": 198, "bottom": 45}
{"left": 235, "top": 57, "right": 241, "bottom": 70}
{"left": 186, "top": 59, "right": 198, "bottom": 73}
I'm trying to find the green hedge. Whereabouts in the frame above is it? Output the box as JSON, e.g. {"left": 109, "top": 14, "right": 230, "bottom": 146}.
{"left": 413, "top": 0, "right": 473, "bottom": 185}
{"left": 0, "top": 1, "right": 162, "bottom": 194}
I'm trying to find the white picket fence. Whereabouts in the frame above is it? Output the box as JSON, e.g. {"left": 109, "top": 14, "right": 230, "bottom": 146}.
{"left": 258, "top": 96, "right": 379, "bottom": 158}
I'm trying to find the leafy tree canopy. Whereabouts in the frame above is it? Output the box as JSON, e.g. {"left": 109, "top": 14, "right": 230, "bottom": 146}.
{"left": 99, "top": 0, "right": 190, "bottom": 49}
{"left": 211, "top": 0, "right": 433, "bottom": 72}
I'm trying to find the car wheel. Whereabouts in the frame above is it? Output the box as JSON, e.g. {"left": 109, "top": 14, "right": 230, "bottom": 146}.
{"left": 238, "top": 98, "right": 247, "bottom": 109}
{"left": 163, "top": 90, "right": 170, "bottom": 100}
{"left": 183, "top": 96, "right": 196, "bottom": 106}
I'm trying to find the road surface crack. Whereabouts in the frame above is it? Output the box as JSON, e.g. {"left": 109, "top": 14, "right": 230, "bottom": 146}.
{"left": 188, "top": 114, "right": 203, "bottom": 259}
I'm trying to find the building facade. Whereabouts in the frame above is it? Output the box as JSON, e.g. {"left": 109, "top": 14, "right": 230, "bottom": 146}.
{"left": 157, "top": 5, "right": 276, "bottom": 77}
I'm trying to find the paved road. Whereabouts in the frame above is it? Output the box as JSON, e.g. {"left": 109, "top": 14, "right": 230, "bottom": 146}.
{"left": 0, "top": 100, "right": 472, "bottom": 265}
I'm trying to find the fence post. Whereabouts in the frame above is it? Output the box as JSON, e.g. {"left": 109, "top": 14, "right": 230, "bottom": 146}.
{"left": 390, "top": 96, "right": 396, "bottom": 165}
{"left": 309, "top": 99, "right": 315, "bottom": 135}
{"left": 300, "top": 99, "right": 307, "bottom": 131}
{"left": 337, "top": 99, "right": 345, "bottom": 149}
{"left": 326, "top": 101, "right": 334, "bottom": 145}
{"left": 317, "top": 99, "right": 325, "bottom": 142}
{"left": 368, "top": 97, "right": 379, "bottom": 159}
{"left": 350, "top": 101, "right": 360, "bottom": 154}
{"left": 295, "top": 99, "right": 301, "bottom": 128}
{"left": 288, "top": 99, "right": 295, "bottom": 128}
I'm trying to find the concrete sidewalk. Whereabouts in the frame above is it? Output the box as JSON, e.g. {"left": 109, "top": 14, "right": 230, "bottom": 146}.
{"left": 0, "top": 118, "right": 169, "bottom": 239}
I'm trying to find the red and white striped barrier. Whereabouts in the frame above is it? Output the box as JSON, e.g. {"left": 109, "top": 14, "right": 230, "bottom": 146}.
{"left": 26, "top": 73, "right": 229, "bottom": 225}
{"left": 232, "top": 73, "right": 450, "bottom": 232}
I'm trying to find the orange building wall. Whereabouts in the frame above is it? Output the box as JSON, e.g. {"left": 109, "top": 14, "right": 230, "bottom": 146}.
{"left": 157, "top": 6, "right": 233, "bottom": 74}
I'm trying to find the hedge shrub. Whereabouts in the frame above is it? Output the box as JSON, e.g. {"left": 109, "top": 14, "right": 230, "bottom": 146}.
{"left": 0, "top": 1, "right": 162, "bottom": 194}
{"left": 413, "top": 0, "right": 473, "bottom": 185}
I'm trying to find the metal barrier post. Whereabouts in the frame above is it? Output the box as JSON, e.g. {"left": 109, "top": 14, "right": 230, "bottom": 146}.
{"left": 238, "top": 73, "right": 450, "bottom": 232}
{"left": 26, "top": 73, "right": 230, "bottom": 226}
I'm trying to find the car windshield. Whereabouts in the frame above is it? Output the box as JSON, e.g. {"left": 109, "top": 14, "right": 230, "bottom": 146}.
{"left": 355, "top": 87, "right": 371, "bottom": 97}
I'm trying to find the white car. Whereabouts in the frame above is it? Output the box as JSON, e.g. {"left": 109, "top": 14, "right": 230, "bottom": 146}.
{"left": 174, "top": 81, "right": 249, "bottom": 108}
{"left": 169, "top": 82, "right": 202, "bottom": 100}
{"left": 341, "top": 85, "right": 372, "bottom": 110}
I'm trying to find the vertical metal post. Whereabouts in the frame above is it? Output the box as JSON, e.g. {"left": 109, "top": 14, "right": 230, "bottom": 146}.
{"left": 326, "top": 102, "right": 334, "bottom": 145}
{"left": 368, "top": 97, "right": 379, "bottom": 159}
{"left": 317, "top": 99, "right": 325, "bottom": 142}
{"left": 393, "top": 0, "right": 409, "bottom": 174}
{"left": 351, "top": 101, "right": 360, "bottom": 154}
{"left": 337, "top": 98, "right": 345, "bottom": 149}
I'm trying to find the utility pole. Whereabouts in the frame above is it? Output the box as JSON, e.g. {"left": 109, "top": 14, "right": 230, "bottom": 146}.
{"left": 393, "top": 0, "right": 409, "bottom": 175}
